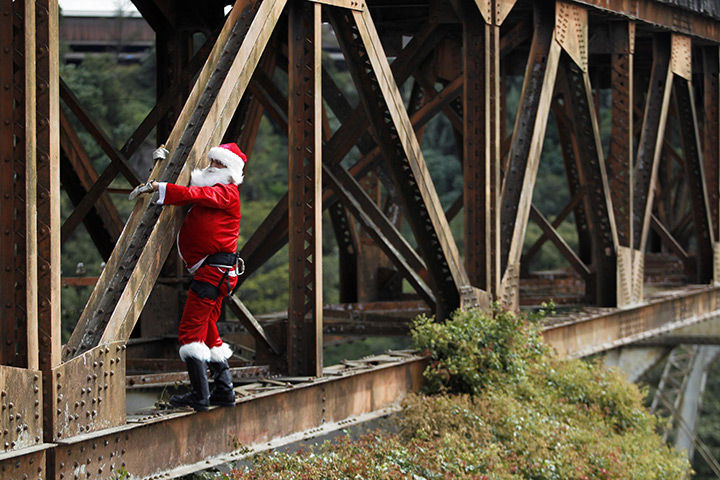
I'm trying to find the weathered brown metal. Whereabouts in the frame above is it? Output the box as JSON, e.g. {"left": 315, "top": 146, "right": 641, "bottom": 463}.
{"left": 0, "top": 366, "right": 43, "bottom": 452}
{"left": 544, "top": 286, "right": 720, "bottom": 358}
{"left": 453, "top": 0, "right": 501, "bottom": 295}
{"left": 12, "top": 0, "right": 38, "bottom": 371}
{"left": 58, "top": 109, "right": 123, "bottom": 259}
{"left": 51, "top": 354, "right": 425, "bottom": 479}
{"left": 227, "top": 295, "right": 282, "bottom": 356}
{"left": 0, "top": 0, "right": 14, "bottom": 368}
{"left": 0, "top": 446, "right": 47, "bottom": 480}
{"left": 634, "top": 34, "right": 673, "bottom": 253}
{"left": 4, "top": 0, "right": 720, "bottom": 476}
{"left": 126, "top": 365, "right": 269, "bottom": 388}
{"left": 702, "top": 47, "right": 719, "bottom": 243}
{"left": 529, "top": 204, "right": 591, "bottom": 280}
{"left": 330, "top": 7, "right": 467, "bottom": 319}
{"left": 287, "top": 0, "right": 323, "bottom": 376}
{"left": 561, "top": 58, "right": 618, "bottom": 306}
{"left": 324, "top": 164, "right": 436, "bottom": 308}
{"left": 500, "top": 1, "right": 561, "bottom": 308}
{"left": 571, "top": 0, "right": 720, "bottom": 43}
{"left": 51, "top": 343, "right": 126, "bottom": 441}
{"left": 673, "top": 75, "right": 715, "bottom": 283}
{"left": 607, "top": 21, "right": 634, "bottom": 249}
{"left": 36, "top": 0, "right": 61, "bottom": 451}
{"left": 551, "top": 75, "right": 593, "bottom": 267}
{"left": 236, "top": 20, "right": 446, "bottom": 286}
{"left": 64, "top": 0, "right": 284, "bottom": 358}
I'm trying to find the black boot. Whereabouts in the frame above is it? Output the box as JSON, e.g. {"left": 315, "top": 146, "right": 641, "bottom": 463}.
{"left": 169, "top": 357, "right": 210, "bottom": 412}
{"left": 208, "top": 360, "right": 235, "bottom": 407}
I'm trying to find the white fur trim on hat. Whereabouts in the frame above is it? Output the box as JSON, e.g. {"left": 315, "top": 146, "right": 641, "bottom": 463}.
{"left": 208, "top": 146, "right": 245, "bottom": 185}
{"left": 179, "top": 342, "right": 211, "bottom": 362}
{"left": 209, "top": 343, "right": 233, "bottom": 362}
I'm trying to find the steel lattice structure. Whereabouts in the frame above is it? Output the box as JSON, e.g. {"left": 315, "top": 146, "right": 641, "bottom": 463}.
{"left": 2, "top": 0, "right": 720, "bottom": 477}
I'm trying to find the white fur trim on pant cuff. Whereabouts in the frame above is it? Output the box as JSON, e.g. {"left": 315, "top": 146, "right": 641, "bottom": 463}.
{"left": 209, "top": 343, "right": 233, "bottom": 362}
{"left": 179, "top": 342, "right": 211, "bottom": 362}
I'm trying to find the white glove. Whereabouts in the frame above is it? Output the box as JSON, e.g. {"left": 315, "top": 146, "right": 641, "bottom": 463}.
{"left": 152, "top": 145, "right": 169, "bottom": 161}
{"left": 128, "top": 182, "right": 155, "bottom": 200}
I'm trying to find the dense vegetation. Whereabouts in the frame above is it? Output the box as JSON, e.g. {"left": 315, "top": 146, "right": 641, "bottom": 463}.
{"left": 230, "top": 307, "right": 690, "bottom": 479}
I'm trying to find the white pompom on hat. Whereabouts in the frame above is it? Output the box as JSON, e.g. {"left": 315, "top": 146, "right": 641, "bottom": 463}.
{"left": 207, "top": 143, "right": 247, "bottom": 185}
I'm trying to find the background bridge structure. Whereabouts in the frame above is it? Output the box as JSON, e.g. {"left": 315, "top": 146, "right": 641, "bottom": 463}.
{"left": 2, "top": 0, "right": 720, "bottom": 477}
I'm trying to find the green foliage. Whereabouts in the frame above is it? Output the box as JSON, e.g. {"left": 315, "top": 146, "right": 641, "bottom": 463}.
{"left": 411, "top": 305, "right": 550, "bottom": 395}
{"left": 231, "top": 307, "right": 690, "bottom": 479}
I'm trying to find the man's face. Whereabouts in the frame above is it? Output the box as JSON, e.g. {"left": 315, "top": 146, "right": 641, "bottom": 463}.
{"left": 209, "top": 159, "right": 225, "bottom": 169}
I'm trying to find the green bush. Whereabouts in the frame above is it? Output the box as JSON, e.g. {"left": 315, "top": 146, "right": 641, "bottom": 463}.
{"left": 411, "top": 304, "right": 550, "bottom": 395}
{"left": 231, "top": 307, "right": 690, "bottom": 480}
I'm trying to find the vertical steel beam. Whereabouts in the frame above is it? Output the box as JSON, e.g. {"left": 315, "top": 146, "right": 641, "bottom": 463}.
{"left": 607, "top": 22, "right": 637, "bottom": 305}
{"left": 14, "top": 0, "right": 39, "bottom": 370}
{"left": 35, "top": 0, "right": 60, "bottom": 445}
{"left": 608, "top": 23, "right": 635, "bottom": 248}
{"left": 702, "top": 47, "right": 720, "bottom": 282}
{"left": 500, "top": 1, "right": 560, "bottom": 308}
{"left": 455, "top": 0, "right": 500, "bottom": 297}
{"left": 1, "top": 0, "right": 15, "bottom": 367}
{"left": 287, "top": 0, "right": 322, "bottom": 376}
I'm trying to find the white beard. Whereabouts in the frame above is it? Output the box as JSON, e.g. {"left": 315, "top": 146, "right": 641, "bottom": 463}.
{"left": 190, "top": 166, "right": 233, "bottom": 187}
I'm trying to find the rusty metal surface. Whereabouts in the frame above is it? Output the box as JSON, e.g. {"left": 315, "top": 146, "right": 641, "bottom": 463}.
{"left": 51, "top": 343, "right": 126, "bottom": 441}
{"left": 48, "top": 353, "right": 425, "bottom": 479}
{"left": 571, "top": 0, "right": 720, "bottom": 43}
{"left": 673, "top": 76, "right": 715, "bottom": 283}
{"left": 0, "top": 446, "right": 47, "bottom": 480}
{"left": 543, "top": 286, "right": 720, "bottom": 358}
{"left": 561, "top": 60, "right": 617, "bottom": 305}
{"left": 330, "top": 7, "right": 461, "bottom": 319}
{"left": 287, "top": 1, "right": 323, "bottom": 376}
{"left": 126, "top": 365, "right": 270, "bottom": 389}
{"left": 0, "top": 366, "right": 43, "bottom": 452}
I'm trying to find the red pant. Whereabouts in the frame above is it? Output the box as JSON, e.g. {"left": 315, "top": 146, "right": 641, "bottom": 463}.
{"left": 178, "top": 265, "right": 237, "bottom": 348}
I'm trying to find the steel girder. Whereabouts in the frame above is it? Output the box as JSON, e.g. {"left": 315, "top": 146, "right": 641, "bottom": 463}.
{"left": 2, "top": 0, "right": 720, "bottom": 477}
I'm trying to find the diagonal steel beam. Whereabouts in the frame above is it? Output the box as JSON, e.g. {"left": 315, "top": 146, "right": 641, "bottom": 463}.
{"left": 330, "top": 6, "right": 469, "bottom": 318}
{"left": 561, "top": 58, "right": 619, "bottom": 306}
{"left": 325, "top": 164, "right": 436, "bottom": 309}
{"left": 64, "top": 0, "right": 285, "bottom": 358}
{"left": 673, "top": 75, "right": 715, "bottom": 283}
{"left": 59, "top": 109, "right": 123, "bottom": 259}
{"left": 633, "top": 33, "right": 673, "bottom": 253}
{"left": 499, "top": 2, "right": 561, "bottom": 306}
{"left": 237, "top": 20, "right": 445, "bottom": 285}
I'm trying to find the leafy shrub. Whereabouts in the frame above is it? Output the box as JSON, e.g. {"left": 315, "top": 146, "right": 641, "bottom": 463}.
{"left": 411, "top": 304, "right": 549, "bottom": 395}
{"left": 231, "top": 307, "right": 690, "bottom": 480}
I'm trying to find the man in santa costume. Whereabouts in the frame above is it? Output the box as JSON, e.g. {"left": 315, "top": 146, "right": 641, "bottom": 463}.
{"left": 130, "top": 142, "right": 247, "bottom": 411}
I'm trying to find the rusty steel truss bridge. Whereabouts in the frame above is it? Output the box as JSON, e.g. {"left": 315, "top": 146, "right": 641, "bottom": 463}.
{"left": 3, "top": 0, "right": 720, "bottom": 477}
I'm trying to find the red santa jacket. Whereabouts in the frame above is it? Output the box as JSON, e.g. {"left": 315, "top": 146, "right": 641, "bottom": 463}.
{"left": 157, "top": 182, "right": 241, "bottom": 273}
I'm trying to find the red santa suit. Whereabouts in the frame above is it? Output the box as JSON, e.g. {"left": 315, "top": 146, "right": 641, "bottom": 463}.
{"left": 156, "top": 143, "right": 246, "bottom": 363}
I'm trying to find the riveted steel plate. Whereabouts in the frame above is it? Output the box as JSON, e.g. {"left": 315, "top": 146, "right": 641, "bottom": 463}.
{"left": 617, "top": 246, "right": 633, "bottom": 307}
{"left": 54, "top": 426, "right": 134, "bottom": 480}
{"left": 52, "top": 342, "right": 126, "bottom": 441}
{"left": 671, "top": 33, "right": 692, "bottom": 80}
{"left": 556, "top": 1, "right": 588, "bottom": 72}
{"left": 0, "top": 446, "right": 47, "bottom": 480}
{"left": 495, "top": 0, "right": 518, "bottom": 25}
{"left": 0, "top": 366, "right": 43, "bottom": 452}
{"left": 632, "top": 250, "right": 644, "bottom": 304}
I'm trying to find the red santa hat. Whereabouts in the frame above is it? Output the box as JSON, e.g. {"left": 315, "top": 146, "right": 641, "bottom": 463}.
{"left": 208, "top": 143, "right": 247, "bottom": 184}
